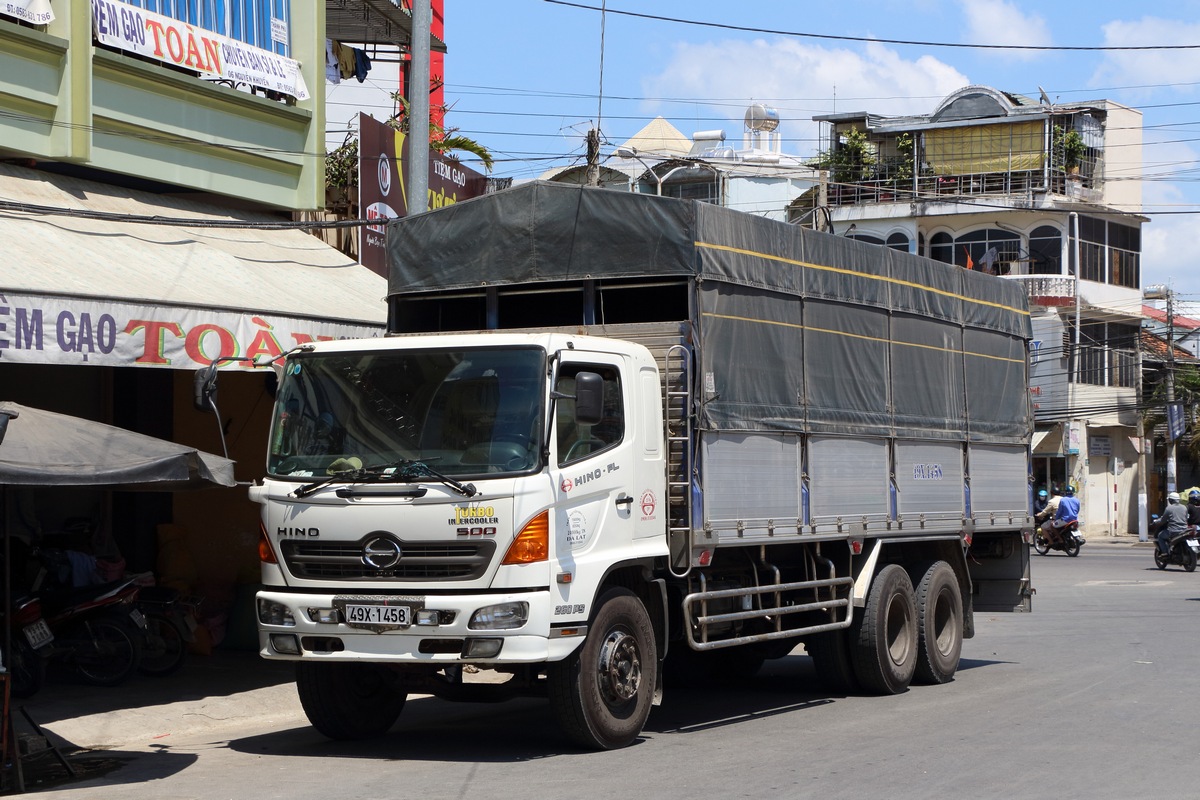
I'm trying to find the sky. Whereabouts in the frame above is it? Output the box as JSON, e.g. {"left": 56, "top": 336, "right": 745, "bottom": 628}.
{"left": 325, "top": 0, "right": 1200, "bottom": 299}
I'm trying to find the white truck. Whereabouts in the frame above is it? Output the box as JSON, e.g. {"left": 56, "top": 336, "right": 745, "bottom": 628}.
{"left": 248, "top": 182, "right": 1033, "bottom": 750}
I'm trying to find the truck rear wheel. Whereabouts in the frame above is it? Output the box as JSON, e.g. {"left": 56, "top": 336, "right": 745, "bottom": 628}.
{"left": 296, "top": 662, "right": 407, "bottom": 740}
{"left": 912, "top": 561, "right": 962, "bottom": 685}
{"left": 850, "top": 564, "right": 917, "bottom": 694}
{"left": 548, "top": 588, "right": 657, "bottom": 750}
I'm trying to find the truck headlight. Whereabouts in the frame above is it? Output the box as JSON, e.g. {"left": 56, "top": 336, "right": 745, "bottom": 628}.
{"left": 468, "top": 601, "right": 528, "bottom": 630}
{"left": 257, "top": 598, "right": 296, "bottom": 627}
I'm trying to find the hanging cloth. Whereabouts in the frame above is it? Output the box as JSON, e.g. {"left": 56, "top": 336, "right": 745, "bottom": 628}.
{"left": 353, "top": 48, "right": 372, "bottom": 83}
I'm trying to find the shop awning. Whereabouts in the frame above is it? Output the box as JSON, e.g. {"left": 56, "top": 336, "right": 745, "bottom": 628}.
{"left": 1032, "top": 426, "right": 1063, "bottom": 455}
{"left": 0, "top": 163, "right": 385, "bottom": 371}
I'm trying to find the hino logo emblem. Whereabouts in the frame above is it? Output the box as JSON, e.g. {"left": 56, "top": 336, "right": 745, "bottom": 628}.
{"left": 362, "top": 537, "right": 403, "bottom": 570}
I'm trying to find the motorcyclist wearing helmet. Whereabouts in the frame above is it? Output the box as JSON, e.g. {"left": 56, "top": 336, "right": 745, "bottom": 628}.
{"left": 1187, "top": 490, "right": 1200, "bottom": 528}
{"left": 1153, "top": 492, "right": 1189, "bottom": 556}
{"left": 1040, "top": 484, "right": 1080, "bottom": 544}
{"left": 1033, "top": 488, "right": 1049, "bottom": 518}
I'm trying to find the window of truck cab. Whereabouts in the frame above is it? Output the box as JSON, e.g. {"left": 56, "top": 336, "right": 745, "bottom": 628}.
{"left": 267, "top": 347, "right": 546, "bottom": 479}
{"left": 556, "top": 364, "right": 624, "bottom": 467}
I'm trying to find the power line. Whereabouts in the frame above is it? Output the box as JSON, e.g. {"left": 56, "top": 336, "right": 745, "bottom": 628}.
{"left": 544, "top": 0, "right": 1200, "bottom": 52}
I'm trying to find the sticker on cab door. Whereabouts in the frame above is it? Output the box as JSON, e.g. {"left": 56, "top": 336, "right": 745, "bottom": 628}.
{"left": 566, "top": 510, "right": 589, "bottom": 549}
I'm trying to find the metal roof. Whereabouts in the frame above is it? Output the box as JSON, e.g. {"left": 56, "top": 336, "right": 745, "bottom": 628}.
{"left": 326, "top": 0, "right": 448, "bottom": 51}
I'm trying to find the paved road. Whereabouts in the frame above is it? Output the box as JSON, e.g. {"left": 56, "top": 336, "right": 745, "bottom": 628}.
{"left": 26, "top": 544, "right": 1200, "bottom": 799}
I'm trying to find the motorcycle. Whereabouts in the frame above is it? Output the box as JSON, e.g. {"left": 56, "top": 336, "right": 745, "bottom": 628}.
{"left": 31, "top": 549, "right": 146, "bottom": 686}
{"left": 135, "top": 586, "right": 197, "bottom": 677}
{"left": 1, "top": 592, "right": 52, "bottom": 698}
{"left": 1154, "top": 524, "right": 1200, "bottom": 572}
{"left": 1033, "top": 519, "right": 1085, "bottom": 557}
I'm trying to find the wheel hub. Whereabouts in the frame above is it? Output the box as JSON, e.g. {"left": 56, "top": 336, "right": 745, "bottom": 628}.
{"left": 597, "top": 629, "right": 642, "bottom": 704}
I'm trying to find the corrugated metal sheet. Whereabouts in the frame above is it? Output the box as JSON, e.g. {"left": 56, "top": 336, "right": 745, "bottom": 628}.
{"left": 0, "top": 163, "right": 386, "bottom": 326}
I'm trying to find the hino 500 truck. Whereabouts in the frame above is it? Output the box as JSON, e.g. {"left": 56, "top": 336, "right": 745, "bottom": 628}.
{"left": 249, "top": 182, "right": 1032, "bottom": 750}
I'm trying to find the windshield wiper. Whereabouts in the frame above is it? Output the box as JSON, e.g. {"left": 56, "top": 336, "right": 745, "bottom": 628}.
{"left": 399, "top": 462, "right": 477, "bottom": 498}
{"left": 292, "top": 459, "right": 420, "bottom": 498}
{"left": 292, "top": 458, "right": 476, "bottom": 499}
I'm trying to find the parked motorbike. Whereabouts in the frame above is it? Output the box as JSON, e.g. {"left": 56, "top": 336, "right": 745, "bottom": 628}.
{"left": 1154, "top": 524, "right": 1200, "bottom": 572}
{"left": 135, "top": 586, "right": 196, "bottom": 677}
{"left": 1, "top": 592, "right": 52, "bottom": 698}
{"left": 1033, "top": 520, "right": 1085, "bottom": 557}
{"left": 31, "top": 549, "right": 146, "bottom": 686}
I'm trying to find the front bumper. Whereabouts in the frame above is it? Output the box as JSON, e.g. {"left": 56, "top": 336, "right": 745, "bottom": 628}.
{"left": 256, "top": 588, "right": 583, "bottom": 664}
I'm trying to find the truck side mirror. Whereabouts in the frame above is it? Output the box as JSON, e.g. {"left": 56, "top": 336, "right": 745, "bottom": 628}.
{"left": 574, "top": 371, "right": 604, "bottom": 426}
{"left": 193, "top": 366, "right": 217, "bottom": 413}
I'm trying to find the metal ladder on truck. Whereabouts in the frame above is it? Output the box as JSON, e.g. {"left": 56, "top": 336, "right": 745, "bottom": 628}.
{"left": 664, "top": 344, "right": 693, "bottom": 577}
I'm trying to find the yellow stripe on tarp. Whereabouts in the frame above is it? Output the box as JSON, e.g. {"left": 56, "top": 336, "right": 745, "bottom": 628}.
{"left": 695, "top": 241, "right": 1031, "bottom": 318}
{"left": 701, "top": 312, "right": 1026, "bottom": 365}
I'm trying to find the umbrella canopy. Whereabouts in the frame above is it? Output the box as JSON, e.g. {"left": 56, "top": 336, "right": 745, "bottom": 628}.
{"left": 0, "top": 402, "right": 235, "bottom": 490}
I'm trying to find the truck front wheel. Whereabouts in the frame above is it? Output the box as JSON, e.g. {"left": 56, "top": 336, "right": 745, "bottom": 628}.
{"left": 548, "top": 588, "right": 657, "bottom": 750}
{"left": 850, "top": 564, "right": 918, "bottom": 694}
{"left": 296, "top": 661, "right": 407, "bottom": 740}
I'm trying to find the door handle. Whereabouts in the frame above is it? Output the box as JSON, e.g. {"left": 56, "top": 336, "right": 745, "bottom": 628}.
{"left": 615, "top": 495, "right": 634, "bottom": 508}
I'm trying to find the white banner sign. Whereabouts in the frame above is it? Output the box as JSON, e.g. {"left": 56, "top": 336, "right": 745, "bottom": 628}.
{"left": 90, "top": 0, "right": 309, "bottom": 101}
{"left": 0, "top": 293, "right": 381, "bottom": 370}
{"left": 2, "top": 0, "right": 54, "bottom": 24}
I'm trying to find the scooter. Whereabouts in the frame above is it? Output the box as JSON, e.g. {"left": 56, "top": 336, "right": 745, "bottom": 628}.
{"left": 1033, "top": 519, "right": 1085, "bottom": 557}
{"left": 1154, "top": 524, "right": 1200, "bottom": 572}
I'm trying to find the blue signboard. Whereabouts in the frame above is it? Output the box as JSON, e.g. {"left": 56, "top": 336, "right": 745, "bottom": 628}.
{"left": 1168, "top": 401, "right": 1186, "bottom": 441}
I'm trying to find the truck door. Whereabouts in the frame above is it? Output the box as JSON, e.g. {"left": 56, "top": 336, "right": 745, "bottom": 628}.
{"left": 552, "top": 357, "right": 650, "bottom": 571}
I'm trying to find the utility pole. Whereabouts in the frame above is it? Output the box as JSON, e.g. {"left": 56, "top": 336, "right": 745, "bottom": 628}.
{"left": 408, "top": 0, "right": 431, "bottom": 215}
{"left": 1167, "top": 289, "right": 1177, "bottom": 495}
{"left": 1146, "top": 284, "right": 1178, "bottom": 497}
{"left": 586, "top": 128, "right": 600, "bottom": 187}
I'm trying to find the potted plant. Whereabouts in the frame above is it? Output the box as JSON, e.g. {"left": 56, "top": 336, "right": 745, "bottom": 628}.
{"left": 1054, "top": 125, "right": 1086, "bottom": 174}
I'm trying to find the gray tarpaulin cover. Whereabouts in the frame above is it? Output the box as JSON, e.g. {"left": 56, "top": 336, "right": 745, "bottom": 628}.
{"left": 387, "top": 182, "right": 1032, "bottom": 444}
{"left": 0, "top": 402, "right": 236, "bottom": 489}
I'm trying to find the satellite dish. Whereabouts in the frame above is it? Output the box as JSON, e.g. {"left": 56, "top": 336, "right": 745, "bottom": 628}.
{"left": 745, "top": 103, "right": 780, "bottom": 132}
{"left": 1038, "top": 86, "right": 1052, "bottom": 107}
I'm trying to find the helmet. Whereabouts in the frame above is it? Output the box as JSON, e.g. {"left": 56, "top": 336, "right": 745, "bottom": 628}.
{"left": 1169, "top": 491, "right": 1181, "bottom": 503}
{"left": 1037, "top": 489, "right": 1048, "bottom": 499}
{"left": 1064, "top": 485, "right": 1075, "bottom": 496}
{"left": 1190, "top": 490, "right": 1200, "bottom": 501}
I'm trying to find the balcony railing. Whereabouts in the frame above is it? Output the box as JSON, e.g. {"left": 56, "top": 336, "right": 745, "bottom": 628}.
{"left": 1005, "top": 274, "right": 1076, "bottom": 307}
{"left": 827, "top": 168, "right": 1093, "bottom": 207}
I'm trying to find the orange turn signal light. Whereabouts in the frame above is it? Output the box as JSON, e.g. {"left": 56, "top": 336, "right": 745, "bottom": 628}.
{"left": 503, "top": 510, "right": 549, "bottom": 565}
{"left": 258, "top": 522, "right": 278, "bottom": 564}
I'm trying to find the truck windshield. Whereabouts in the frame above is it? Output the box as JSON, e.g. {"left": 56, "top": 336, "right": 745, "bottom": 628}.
{"left": 268, "top": 347, "right": 546, "bottom": 479}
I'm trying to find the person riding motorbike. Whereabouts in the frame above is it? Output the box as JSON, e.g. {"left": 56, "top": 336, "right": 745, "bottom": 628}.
{"left": 1186, "top": 490, "right": 1200, "bottom": 528}
{"left": 1035, "top": 488, "right": 1060, "bottom": 526}
{"left": 1039, "top": 485, "right": 1080, "bottom": 545}
{"left": 1153, "top": 491, "right": 1189, "bottom": 556}
{"left": 1033, "top": 488, "right": 1049, "bottom": 518}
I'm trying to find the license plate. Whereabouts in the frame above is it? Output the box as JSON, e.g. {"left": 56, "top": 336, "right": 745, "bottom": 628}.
{"left": 1188, "top": 539, "right": 1199, "bottom": 549}
{"left": 22, "top": 619, "right": 53, "bottom": 650}
{"left": 344, "top": 604, "right": 411, "bottom": 627}
{"left": 129, "top": 608, "right": 147, "bottom": 629}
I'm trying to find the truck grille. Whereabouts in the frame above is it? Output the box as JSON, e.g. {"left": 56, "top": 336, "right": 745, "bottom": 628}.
{"left": 280, "top": 539, "right": 496, "bottom": 581}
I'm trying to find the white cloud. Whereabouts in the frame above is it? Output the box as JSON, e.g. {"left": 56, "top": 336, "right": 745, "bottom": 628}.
{"left": 642, "top": 38, "right": 968, "bottom": 159}
{"left": 1092, "top": 18, "right": 1200, "bottom": 92}
{"left": 959, "top": 0, "right": 1051, "bottom": 58}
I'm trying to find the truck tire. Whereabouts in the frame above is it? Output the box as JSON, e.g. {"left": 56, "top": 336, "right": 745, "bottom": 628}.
{"left": 296, "top": 662, "right": 407, "bottom": 740}
{"left": 849, "top": 564, "right": 917, "bottom": 695}
{"left": 807, "top": 629, "right": 859, "bottom": 693}
{"left": 548, "top": 588, "right": 657, "bottom": 750}
{"left": 912, "top": 561, "right": 962, "bottom": 685}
